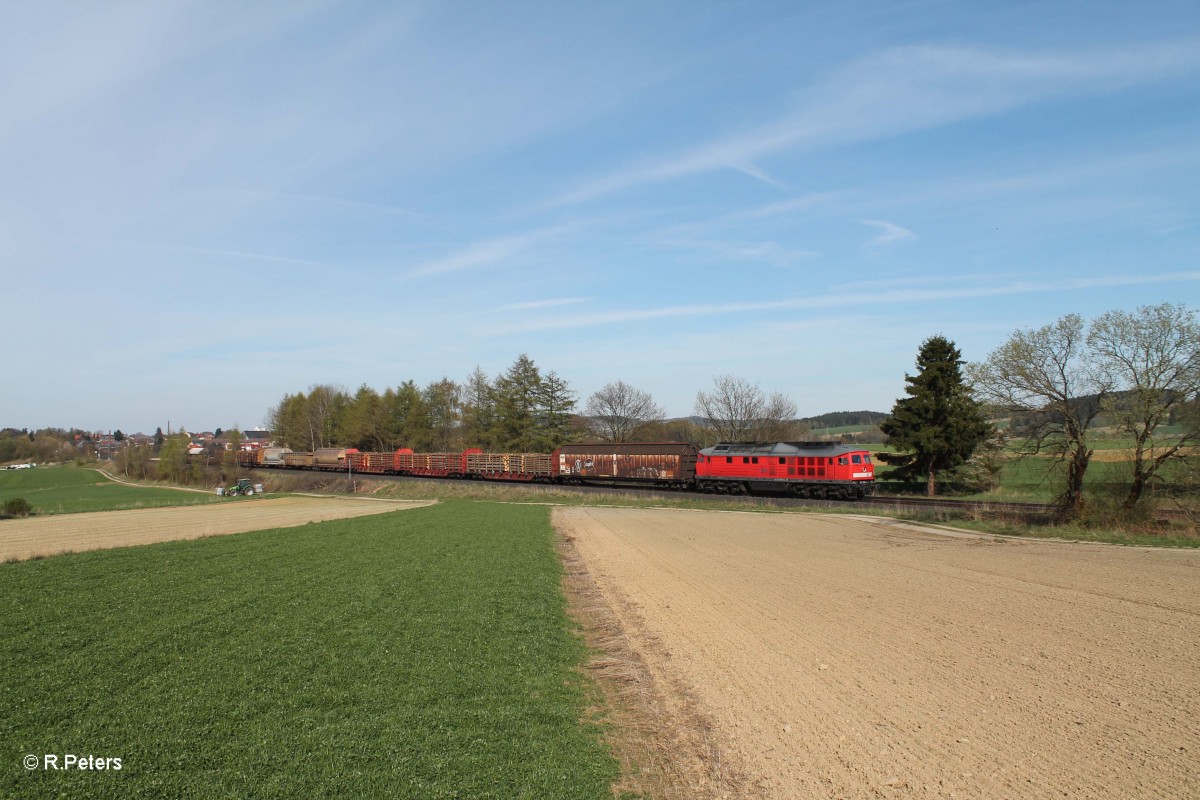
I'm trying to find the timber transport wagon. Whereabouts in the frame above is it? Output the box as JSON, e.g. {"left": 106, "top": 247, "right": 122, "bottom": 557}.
{"left": 557, "top": 442, "right": 697, "bottom": 489}
{"left": 466, "top": 451, "right": 555, "bottom": 481}
{"left": 234, "top": 450, "right": 262, "bottom": 468}
{"left": 347, "top": 450, "right": 393, "bottom": 474}
{"left": 394, "top": 448, "right": 480, "bottom": 477}
{"left": 697, "top": 441, "right": 875, "bottom": 499}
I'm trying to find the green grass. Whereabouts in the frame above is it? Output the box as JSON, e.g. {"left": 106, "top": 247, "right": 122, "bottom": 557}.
{"left": 0, "top": 467, "right": 222, "bottom": 515}
{"left": 0, "top": 501, "right": 618, "bottom": 799}
{"left": 908, "top": 516, "right": 1200, "bottom": 548}
{"left": 870, "top": 453, "right": 1151, "bottom": 503}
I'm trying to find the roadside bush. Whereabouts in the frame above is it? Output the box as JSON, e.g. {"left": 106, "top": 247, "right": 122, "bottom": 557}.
{"left": 2, "top": 497, "right": 33, "bottom": 518}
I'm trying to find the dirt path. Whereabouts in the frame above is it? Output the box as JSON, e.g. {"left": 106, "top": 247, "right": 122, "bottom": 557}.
{"left": 1, "top": 496, "right": 434, "bottom": 561}
{"left": 556, "top": 507, "right": 1200, "bottom": 799}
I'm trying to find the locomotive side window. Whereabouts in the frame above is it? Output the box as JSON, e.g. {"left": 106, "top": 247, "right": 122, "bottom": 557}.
{"left": 838, "top": 457, "right": 848, "bottom": 465}
{"left": 778, "top": 457, "right": 786, "bottom": 465}
{"left": 726, "top": 457, "right": 733, "bottom": 463}
{"left": 852, "top": 455, "right": 862, "bottom": 464}
{"left": 743, "top": 457, "right": 750, "bottom": 464}
{"left": 751, "top": 457, "right": 758, "bottom": 464}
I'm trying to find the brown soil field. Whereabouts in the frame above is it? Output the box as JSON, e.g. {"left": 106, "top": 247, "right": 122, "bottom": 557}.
{"left": 1, "top": 496, "right": 434, "bottom": 561}
{"left": 556, "top": 507, "right": 1200, "bottom": 800}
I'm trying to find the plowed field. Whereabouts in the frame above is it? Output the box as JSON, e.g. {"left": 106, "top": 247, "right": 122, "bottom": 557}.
{"left": 1, "top": 496, "right": 433, "bottom": 561}
{"left": 556, "top": 507, "right": 1200, "bottom": 799}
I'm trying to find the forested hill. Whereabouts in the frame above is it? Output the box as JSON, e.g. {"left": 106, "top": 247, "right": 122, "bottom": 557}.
{"left": 800, "top": 411, "right": 888, "bottom": 429}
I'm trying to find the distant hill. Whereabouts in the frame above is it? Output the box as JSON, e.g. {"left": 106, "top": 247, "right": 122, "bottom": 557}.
{"left": 801, "top": 411, "right": 888, "bottom": 429}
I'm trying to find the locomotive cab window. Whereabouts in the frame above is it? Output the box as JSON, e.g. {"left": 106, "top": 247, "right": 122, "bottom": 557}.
{"left": 838, "top": 457, "right": 848, "bottom": 465}
{"left": 852, "top": 455, "right": 862, "bottom": 464}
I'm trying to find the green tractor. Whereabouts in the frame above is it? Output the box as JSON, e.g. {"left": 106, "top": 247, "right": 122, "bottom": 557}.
{"left": 224, "top": 478, "right": 256, "bottom": 497}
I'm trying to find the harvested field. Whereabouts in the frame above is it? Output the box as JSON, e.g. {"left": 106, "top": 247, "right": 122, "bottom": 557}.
{"left": 0, "top": 496, "right": 433, "bottom": 561}
{"left": 556, "top": 507, "right": 1200, "bottom": 799}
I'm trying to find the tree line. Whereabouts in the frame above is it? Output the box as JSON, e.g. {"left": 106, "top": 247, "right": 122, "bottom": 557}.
{"left": 263, "top": 355, "right": 810, "bottom": 455}
{"left": 0, "top": 428, "right": 84, "bottom": 465}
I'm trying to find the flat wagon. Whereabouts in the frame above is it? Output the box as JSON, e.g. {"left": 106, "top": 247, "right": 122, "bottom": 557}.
{"left": 466, "top": 451, "right": 555, "bottom": 481}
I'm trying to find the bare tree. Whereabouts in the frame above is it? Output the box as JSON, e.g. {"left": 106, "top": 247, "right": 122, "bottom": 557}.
{"left": 968, "top": 314, "right": 1110, "bottom": 519}
{"left": 585, "top": 381, "right": 666, "bottom": 442}
{"left": 1088, "top": 303, "right": 1200, "bottom": 510}
{"left": 694, "top": 375, "right": 800, "bottom": 443}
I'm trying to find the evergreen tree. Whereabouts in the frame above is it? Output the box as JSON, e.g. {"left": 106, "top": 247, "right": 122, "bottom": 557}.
{"left": 879, "top": 336, "right": 991, "bottom": 496}
{"left": 492, "top": 354, "right": 543, "bottom": 450}
{"left": 536, "top": 370, "right": 576, "bottom": 449}
{"left": 385, "top": 381, "right": 430, "bottom": 450}
{"left": 460, "top": 367, "right": 496, "bottom": 449}
{"left": 423, "top": 378, "right": 463, "bottom": 451}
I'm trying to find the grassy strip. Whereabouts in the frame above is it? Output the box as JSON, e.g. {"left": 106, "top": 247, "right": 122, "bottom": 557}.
{"left": 1, "top": 501, "right": 618, "bottom": 799}
{"left": 900, "top": 515, "right": 1200, "bottom": 548}
{"left": 0, "top": 467, "right": 222, "bottom": 515}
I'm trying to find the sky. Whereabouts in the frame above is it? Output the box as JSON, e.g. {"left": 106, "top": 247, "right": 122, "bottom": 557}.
{"left": 2, "top": 0, "right": 1198, "bottom": 434}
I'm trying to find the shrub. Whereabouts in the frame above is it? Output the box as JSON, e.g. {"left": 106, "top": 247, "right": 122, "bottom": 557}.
{"left": 3, "top": 497, "right": 33, "bottom": 518}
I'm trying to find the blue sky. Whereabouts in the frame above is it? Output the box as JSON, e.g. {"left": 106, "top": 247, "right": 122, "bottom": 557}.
{"left": 3, "top": 1, "right": 1198, "bottom": 433}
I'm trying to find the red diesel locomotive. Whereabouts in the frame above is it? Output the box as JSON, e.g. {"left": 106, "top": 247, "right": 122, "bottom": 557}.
{"left": 238, "top": 440, "right": 875, "bottom": 499}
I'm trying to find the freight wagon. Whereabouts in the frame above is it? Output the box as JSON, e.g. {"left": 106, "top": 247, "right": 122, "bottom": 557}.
{"left": 239, "top": 441, "right": 875, "bottom": 499}
{"left": 557, "top": 442, "right": 696, "bottom": 489}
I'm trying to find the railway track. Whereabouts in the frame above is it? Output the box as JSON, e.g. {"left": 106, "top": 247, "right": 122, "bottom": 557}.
{"left": 247, "top": 466, "right": 1067, "bottom": 520}
{"left": 247, "top": 466, "right": 1192, "bottom": 523}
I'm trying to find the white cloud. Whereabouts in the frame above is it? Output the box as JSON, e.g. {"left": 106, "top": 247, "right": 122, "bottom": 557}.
{"left": 860, "top": 219, "right": 917, "bottom": 246}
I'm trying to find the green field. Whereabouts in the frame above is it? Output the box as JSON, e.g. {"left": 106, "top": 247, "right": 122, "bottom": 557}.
{"left": 0, "top": 467, "right": 222, "bottom": 515}
{"left": 1, "top": 501, "right": 617, "bottom": 799}
{"left": 808, "top": 424, "right": 883, "bottom": 439}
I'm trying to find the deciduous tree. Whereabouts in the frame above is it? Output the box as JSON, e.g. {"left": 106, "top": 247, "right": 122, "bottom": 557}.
{"left": 585, "top": 381, "right": 665, "bottom": 442}
{"left": 694, "top": 375, "right": 799, "bottom": 444}
{"left": 1087, "top": 303, "right": 1200, "bottom": 510}
{"left": 969, "top": 314, "right": 1109, "bottom": 519}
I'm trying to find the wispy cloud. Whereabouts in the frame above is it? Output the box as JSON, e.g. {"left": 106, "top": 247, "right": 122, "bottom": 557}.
{"left": 655, "top": 238, "right": 819, "bottom": 266}
{"left": 552, "top": 39, "right": 1200, "bottom": 206}
{"left": 489, "top": 271, "right": 1200, "bottom": 333}
{"left": 159, "top": 244, "right": 323, "bottom": 268}
{"left": 402, "top": 225, "right": 572, "bottom": 279}
{"left": 860, "top": 219, "right": 917, "bottom": 246}
{"left": 236, "top": 189, "right": 425, "bottom": 218}
{"left": 501, "top": 297, "right": 589, "bottom": 310}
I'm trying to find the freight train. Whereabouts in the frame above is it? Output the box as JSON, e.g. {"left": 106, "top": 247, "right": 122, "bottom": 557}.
{"left": 236, "top": 441, "right": 876, "bottom": 500}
